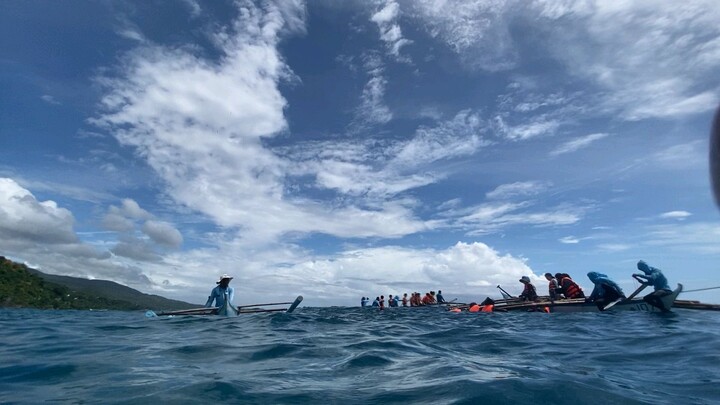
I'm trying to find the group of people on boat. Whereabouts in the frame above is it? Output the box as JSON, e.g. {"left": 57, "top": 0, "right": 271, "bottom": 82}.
{"left": 454, "top": 260, "right": 672, "bottom": 313}
{"left": 511, "top": 260, "right": 673, "bottom": 311}
{"left": 361, "top": 290, "right": 447, "bottom": 309}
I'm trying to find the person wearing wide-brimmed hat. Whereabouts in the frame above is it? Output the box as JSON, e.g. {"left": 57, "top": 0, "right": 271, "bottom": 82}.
{"left": 518, "top": 276, "right": 538, "bottom": 302}
{"left": 205, "top": 274, "right": 235, "bottom": 308}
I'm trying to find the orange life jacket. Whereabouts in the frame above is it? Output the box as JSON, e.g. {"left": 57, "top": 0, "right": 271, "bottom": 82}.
{"left": 480, "top": 304, "right": 493, "bottom": 312}
{"left": 468, "top": 304, "right": 480, "bottom": 312}
{"left": 560, "top": 277, "right": 583, "bottom": 298}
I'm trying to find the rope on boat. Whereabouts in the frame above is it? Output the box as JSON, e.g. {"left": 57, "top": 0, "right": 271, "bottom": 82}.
{"left": 682, "top": 286, "right": 720, "bottom": 293}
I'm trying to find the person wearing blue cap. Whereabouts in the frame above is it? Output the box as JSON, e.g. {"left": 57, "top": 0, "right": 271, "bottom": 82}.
{"left": 586, "top": 272, "right": 625, "bottom": 308}
{"left": 633, "top": 260, "right": 672, "bottom": 312}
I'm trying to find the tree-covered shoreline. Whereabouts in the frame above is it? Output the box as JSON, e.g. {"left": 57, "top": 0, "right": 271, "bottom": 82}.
{"left": 0, "top": 256, "right": 196, "bottom": 311}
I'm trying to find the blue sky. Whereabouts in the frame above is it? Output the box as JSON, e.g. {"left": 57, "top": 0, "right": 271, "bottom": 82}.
{"left": 1, "top": 0, "right": 719, "bottom": 306}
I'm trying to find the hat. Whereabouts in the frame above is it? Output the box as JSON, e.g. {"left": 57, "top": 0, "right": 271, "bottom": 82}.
{"left": 519, "top": 276, "right": 531, "bottom": 283}
{"left": 217, "top": 274, "right": 233, "bottom": 283}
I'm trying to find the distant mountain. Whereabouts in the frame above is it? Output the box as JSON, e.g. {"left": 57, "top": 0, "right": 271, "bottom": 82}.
{"left": 0, "top": 256, "right": 199, "bottom": 311}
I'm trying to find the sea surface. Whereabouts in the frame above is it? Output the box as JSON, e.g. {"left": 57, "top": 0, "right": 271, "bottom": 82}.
{"left": 1, "top": 306, "right": 719, "bottom": 404}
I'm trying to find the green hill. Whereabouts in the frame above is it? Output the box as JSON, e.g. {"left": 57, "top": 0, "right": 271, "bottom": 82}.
{"left": 0, "top": 256, "right": 198, "bottom": 311}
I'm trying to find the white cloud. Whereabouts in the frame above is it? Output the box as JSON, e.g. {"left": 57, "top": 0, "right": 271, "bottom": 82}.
{"left": 597, "top": 243, "right": 632, "bottom": 252}
{"left": 550, "top": 133, "right": 609, "bottom": 157}
{"left": 410, "top": 0, "right": 518, "bottom": 71}
{"left": 448, "top": 201, "right": 586, "bottom": 235}
{"left": 356, "top": 74, "right": 393, "bottom": 126}
{"left": 391, "top": 110, "right": 488, "bottom": 168}
{"left": 653, "top": 141, "right": 706, "bottom": 169}
{"left": 0, "top": 178, "right": 78, "bottom": 244}
{"left": 41, "top": 95, "right": 60, "bottom": 105}
{"left": 559, "top": 236, "right": 580, "bottom": 244}
{"left": 371, "top": 1, "right": 412, "bottom": 60}
{"left": 643, "top": 222, "right": 720, "bottom": 254}
{"left": 534, "top": 0, "right": 720, "bottom": 120}
{"left": 409, "top": 1, "right": 719, "bottom": 123}
{"left": 659, "top": 211, "right": 692, "bottom": 220}
{"left": 244, "top": 241, "right": 539, "bottom": 305}
{"left": 180, "top": 0, "right": 201, "bottom": 17}
{"left": 94, "top": 1, "right": 423, "bottom": 243}
{"left": 493, "top": 115, "right": 560, "bottom": 141}
{"left": 486, "top": 181, "right": 551, "bottom": 200}
{"left": 142, "top": 220, "right": 183, "bottom": 248}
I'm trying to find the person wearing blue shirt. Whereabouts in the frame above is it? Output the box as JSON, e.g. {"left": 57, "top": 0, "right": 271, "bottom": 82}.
{"left": 371, "top": 297, "right": 380, "bottom": 307}
{"left": 634, "top": 260, "right": 672, "bottom": 312}
{"left": 205, "top": 274, "right": 234, "bottom": 309}
{"left": 586, "top": 272, "right": 625, "bottom": 308}
{"left": 436, "top": 290, "right": 446, "bottom": 304}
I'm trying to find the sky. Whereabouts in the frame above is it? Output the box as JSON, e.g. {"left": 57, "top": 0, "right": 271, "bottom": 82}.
{"left": 1, "top": 0, "right": 719, "bottom": 307}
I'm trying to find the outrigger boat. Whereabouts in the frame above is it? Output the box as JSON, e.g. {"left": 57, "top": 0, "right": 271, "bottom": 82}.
{"left": 145, "top": 294, "right": 303, "bottom": 317}
{"left": 471, "top": 284, "right": 683, "bottom": 313}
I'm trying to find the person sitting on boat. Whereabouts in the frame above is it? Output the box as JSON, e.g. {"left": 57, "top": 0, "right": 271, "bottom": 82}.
{"left": 205, "top": 274, "right": 234, "bottom": 308}
{"left": 556, "top": 273, "right": 585, "bottom": 299}
{"left": 436, "top": 290, "right": 446, "bottom": 304}
{"left": 544, "top": 273, "right": 561, "bottom": 301}
{"left": 586, "top": 272, "right": 625, "bottom": 308}
{"left": 371, "top": 297, "right": 380, "bottom": 307}
{"left": 393, "top": 295, "right": 401, "bottom": 307}
{"left": 634, "top": 260, "right": 672, "bottom": 312}
{"left": 518, "top": 276, "right": 538, "bottom": 301}
{"left": 402, "top": 293, "right": 408, "bottom": 307}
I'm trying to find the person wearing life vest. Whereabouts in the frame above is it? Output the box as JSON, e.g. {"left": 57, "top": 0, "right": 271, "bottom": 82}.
{"left": 479, "top": 297, "right": 495, "bottom": 312}
{"left": 518, "top": 276, "right": 538, "bottom": 301}
{"left": 544, "top": 273, "right": 560, "bottom": 301}
{"left": 556, "top": 273, "right": 585, "bottom": 299}
{"left": 586, "top": 271, "right": 625, "bottom": 308}
{"left": 634, "top": 260, "right": 672, "bottom": 312}
{"left": 422, "top": 293, "right": 432, "bottom": 305}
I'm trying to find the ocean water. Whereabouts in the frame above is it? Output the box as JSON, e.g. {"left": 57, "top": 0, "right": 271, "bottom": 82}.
{"left": 1, "top": 307, "right": 719, "bottom": 404}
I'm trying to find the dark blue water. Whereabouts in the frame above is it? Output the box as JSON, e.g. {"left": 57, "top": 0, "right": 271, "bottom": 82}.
{"left": 1, "top": 307, "right": 719, "bottom": 404}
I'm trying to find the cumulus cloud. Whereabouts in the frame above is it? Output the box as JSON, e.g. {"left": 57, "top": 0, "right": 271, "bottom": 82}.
{"left": 142, "top": 220, "right": 183, "bottom": 248}
{"left": 255, "top": 241, "right": 539, "bottom": 305}
{"left": 0, "top": 178, "right": 78, "bottom": 244}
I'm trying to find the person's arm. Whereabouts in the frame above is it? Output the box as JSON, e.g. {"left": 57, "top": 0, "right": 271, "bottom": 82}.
{"left": 633, "top": 274, "right": 651, "bottom": 285}
{"left": 205, "top": 288, "right": 216, "bottom": 307}
{"left": 227, "top": 287, "right": 235, "bottom": 304}
{"left": 587, "top": 285, "right": 599, "bottom": 302}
